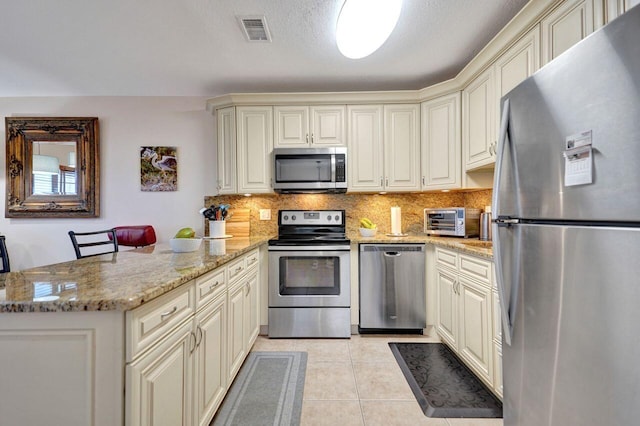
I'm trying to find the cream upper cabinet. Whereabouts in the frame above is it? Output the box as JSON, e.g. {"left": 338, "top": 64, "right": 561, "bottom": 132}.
{"left": 274, "top": 105, "right": 346, "bottom": 147}
{"left": 348, "top": 105, "right": 385, "bottom": 191}
{"left": 216, "top": 107, "right": 237, "bottom": 194}
{"left": 236, "top": 106, "right": 274, "bottom": 194}
{"left": 463, "top": 67, "right": 495, "bottom": 171}
{"left": 495, "top": 26, "right": 541, "bottom": 131}
{"left": 605, "top": 0, "right": 640, "bottom": 23}
{"left": 383, "top": 104, "right": 421, "bottom": 191}
{"left": 421, "top": 93, "right": 461, "bottom": 190}
{"left": 541, "top": 0, "right": 603, "bottom": 65}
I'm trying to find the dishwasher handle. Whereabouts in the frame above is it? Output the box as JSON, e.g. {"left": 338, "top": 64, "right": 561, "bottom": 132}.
{"left": 360, "top": 244, "right": 425, "bottom": 253}
{"left": 383, "top": 252, "right": 401, "bottom": 257}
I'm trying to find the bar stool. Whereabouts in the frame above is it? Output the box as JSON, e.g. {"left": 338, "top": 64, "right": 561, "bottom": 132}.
{"left": 114, "top": 225, "right": 156, "bottom": 248}
{"left": 68, "top": 229, "right": 119, "bottom": 259}
{"left": 0, "top": 235, "right": 10, "bottom": 273}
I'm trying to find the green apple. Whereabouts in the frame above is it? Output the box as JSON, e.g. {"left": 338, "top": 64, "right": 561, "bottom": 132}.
{"left": 174, "top": 227, "right": 195, "bottom": 238}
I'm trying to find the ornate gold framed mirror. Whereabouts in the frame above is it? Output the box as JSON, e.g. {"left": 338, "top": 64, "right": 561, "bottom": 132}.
{"left": 5, "top": 117, "right": 99, "bottom": 218}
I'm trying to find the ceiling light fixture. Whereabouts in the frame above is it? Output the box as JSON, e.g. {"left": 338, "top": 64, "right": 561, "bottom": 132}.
{"left": 336, "top": 0, "right": 403, "bottom": 59}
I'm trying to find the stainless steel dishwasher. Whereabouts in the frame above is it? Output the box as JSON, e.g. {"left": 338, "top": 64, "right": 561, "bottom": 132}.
{"left": 359, "top": 244, "right": 426, "bottom": 333}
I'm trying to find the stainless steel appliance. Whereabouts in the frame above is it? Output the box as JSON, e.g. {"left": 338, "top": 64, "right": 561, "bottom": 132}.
{"left": 479, "top": 212, "right": 492, "bottom": 241}
{"left": 424, "top": 207, "right": 480, "bottom": 237}
{"left": 493, "top": 7, "right": 640, "bottom": 425}
{"left": 268, "top": 210, "right": 350, "bottom": 338}
{"left": 359, "top": 244, "right": 426, "bottom": 333}
{"left": 273, "top": 147, "right": 347, "bottom": 193}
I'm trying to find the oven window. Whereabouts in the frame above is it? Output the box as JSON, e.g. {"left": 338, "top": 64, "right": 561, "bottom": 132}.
{"left": 275, "top": 155, "right": 332, "bottom": 182}
{"left": 279, "top": 256, "right": 340, "bottom": 295}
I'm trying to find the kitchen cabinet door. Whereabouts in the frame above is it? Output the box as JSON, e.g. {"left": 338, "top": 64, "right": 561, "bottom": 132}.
{"left": 274, "top": 106, "right": 309, "bottom": 147}
{"left": 126, "top": 319, "right": 193, "bottom": 426}
{"left": 194, "top": 294, "right": 227, "bottom": 426}
{"left": 436, "top": 267, "right": 458, "bottom": 350}
{"left": 495, "top": 26, "right": 540, "bottom": 134}
{"left": 216, "top": 107, "right": 237, "bottom": 194}
{"left": 244, "top": 270, "right": 260, "bottom": 350}
{"left": 541, "top": 0, "right": 602, "bottom": 65}
{"left": 311, "top": 105, "right": 346, "bottom": 146}
{"left": 458, "top": 275, "right": 493, "bottom": 386}
{"left": 227, "top": 281, "right": 246, "bottom": 383}
{"left": 421, "top": 93, "right": 461, "bottom": 190}
{"left": 383, "top": 104, "right": 421, "bottom": 191}
{"left": 347, "top": 105, "right": 384, "bottom": 191}
{"left": 605, "top": 0, "right": 640, "bottom": 23}
{"left": 236, "top": 106, "right": 273, "bottom": 194}
{"left": 463, "top": 67, "right": 496, "bottom": 171}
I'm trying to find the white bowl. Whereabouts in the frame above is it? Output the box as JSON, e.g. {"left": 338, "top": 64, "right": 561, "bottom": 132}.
{"left": 169, "top": 238, "right": 202, "bottom": 252}
{"left": 359, "top": 227, "right": 377, "bottom": 237}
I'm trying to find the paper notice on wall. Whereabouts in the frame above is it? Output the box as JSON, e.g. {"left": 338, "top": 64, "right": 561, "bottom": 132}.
{"left": 564, "top": 131, "right": 593, "bottom": 187}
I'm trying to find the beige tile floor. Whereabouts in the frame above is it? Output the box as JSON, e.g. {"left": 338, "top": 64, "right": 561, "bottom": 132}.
{"left": 251, "top": 333, "right": 503, "bottom": 426}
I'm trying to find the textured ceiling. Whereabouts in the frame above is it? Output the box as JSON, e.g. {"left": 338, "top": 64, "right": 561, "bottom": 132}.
{"left": 0, "top": 0, "right": 529, "bottom": 97}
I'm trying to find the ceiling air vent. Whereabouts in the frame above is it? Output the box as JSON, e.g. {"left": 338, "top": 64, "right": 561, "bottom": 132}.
{"left": 238, "top": 16, "right": 272, "bottom": 42}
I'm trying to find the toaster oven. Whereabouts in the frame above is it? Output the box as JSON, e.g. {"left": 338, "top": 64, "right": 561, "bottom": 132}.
{"left": 424, "top": 208, "right": 480, "bottom": 237}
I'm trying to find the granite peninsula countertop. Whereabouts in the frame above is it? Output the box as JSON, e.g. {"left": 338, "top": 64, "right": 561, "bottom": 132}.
{"left": 348, "top": 232, "right": 493, "bottom": 260}
{"left": 0, "top": 236, "right": 271, "bottom": 313}
{"left": 0, "top": 233, "right": 491, "bottom": 314}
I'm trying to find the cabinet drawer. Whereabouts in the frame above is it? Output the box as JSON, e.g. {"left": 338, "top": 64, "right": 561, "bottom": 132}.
{"left": 245, "top": 249, "right": 259, "bottom": 271}
{"left": 196, "top": 267, "right": 226, "bottom": 309}
{"left": 126, "top": 282, "right": 195, "bottom": 361}
{"left": 227, "top": 256, "right": 246, "bottom": 283}
{"left": 435, "top": 247, "right": 458, "bottom": 270}
{"left": 460, "top": 253, "right": 492, "bottom": 285}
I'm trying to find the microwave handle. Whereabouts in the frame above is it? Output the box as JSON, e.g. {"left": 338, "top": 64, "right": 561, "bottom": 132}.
{"left": 331, "top": 155, "right": 336, "bottom": 183}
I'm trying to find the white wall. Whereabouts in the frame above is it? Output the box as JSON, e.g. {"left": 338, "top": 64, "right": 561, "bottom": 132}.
{"left": 0, "top": 97, "right": 215, "bottom": 270}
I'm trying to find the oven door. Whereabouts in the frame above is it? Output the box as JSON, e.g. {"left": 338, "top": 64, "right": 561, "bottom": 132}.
{"left": 268, "top": 246, "right": 350, "bottom": 307}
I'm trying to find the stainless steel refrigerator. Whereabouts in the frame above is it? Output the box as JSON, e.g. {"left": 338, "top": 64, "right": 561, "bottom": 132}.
{"left": 492, "top": 5, "right": 640, "bottom": 426}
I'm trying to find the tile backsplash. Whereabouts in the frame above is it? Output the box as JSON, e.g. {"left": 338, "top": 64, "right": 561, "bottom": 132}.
{"left": 205, "top": 190, "right": 492, "bottom": 236}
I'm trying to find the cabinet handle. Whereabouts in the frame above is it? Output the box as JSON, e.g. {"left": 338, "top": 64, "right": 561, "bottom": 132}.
{"left": 311, "top": 133, "right": 314, "bottom": 144}
{"left": 246, "top": 283, "right": 251, "bottom": 295}
{"left": 248, "top": 257, "right": 257, "bottom": 265}
{"left": 380, "top": 177, "right": 383, "bottom": 186}
{"left": 160, "top": 306, "right": 178, "bottom": 321}
{"left": 306, "top": 134, "right": 309, "bottom": 143}
{"left": 196, "top": 326, "right": 203, "bottom": 348}
{"left": 385, "top": 177, "right": 389, "bottom": 186}
{"left": 189, "top": 331, "right": 197, "bottom": 354}
{"left": 235, "top": 266, "right": 243, "bottom": 274}
{"left": 209, "top": 281, "right": 220, "bottom": 292}
{"left": 422, "top": 176, "right": 425, "bottom": 185}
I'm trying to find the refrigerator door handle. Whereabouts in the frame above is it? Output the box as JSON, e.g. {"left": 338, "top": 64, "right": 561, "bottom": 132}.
{"left": 492, "top": 98, "right": 518, "bottom": 346}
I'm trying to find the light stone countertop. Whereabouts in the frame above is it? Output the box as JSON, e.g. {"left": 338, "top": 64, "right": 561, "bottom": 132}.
{"left": 0, "top": 236, "right": 271, "bottom": 313}
{"left": 0, "top": 233, "right": 491, "bottom": 314}
{"left": 349, "top": 232, "right": 493, "bottom": 260}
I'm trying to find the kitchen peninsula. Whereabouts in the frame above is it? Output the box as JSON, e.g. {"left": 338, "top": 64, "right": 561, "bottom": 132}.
{"left": 0, "top": 233, "right": 493, "bottom": 425}
{"left": 0, "top": 236, "right": 269, "bottom": 426}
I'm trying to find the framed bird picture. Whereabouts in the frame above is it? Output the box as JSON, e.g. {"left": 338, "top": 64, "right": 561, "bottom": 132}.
{"left": 140, "top": 146, "right": 177, "bottom": 191}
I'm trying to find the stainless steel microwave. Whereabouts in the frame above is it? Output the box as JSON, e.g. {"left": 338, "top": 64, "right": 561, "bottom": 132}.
{"left": 424, "top": 207, "right": 480, "bottom": 237}
{"left": 273, "top": 147, "right": 347, "bottom": 193}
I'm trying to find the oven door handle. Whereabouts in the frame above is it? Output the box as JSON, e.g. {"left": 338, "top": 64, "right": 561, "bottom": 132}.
{"left": 268, "top": 245, "right": 350, "bottom": 252}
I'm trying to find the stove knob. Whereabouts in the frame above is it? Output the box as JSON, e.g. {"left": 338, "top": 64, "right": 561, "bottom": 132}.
{"left": 292, "top": 215, "right": 297, "bottom": 221}
{"left": 283, "top": 215, "right": 289, "bottom": 221}
{"left": 327, "top": 215, "right": 332, "bottom": 221}
{"left": 335, "top": 215, "right": 340, "bottom": 222}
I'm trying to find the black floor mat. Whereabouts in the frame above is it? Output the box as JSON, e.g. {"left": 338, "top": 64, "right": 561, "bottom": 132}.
{"left": 389, "top": 342, "right": 503, "bottom": 418}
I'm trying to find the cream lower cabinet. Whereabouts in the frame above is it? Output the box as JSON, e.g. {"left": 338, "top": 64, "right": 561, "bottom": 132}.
{"left": 435, "top": 247, "right": 495, "bottom": 390}
{"left": 127, "top": 248, "right": 260, "bottom": 426}
{"left": 227, "top": 261, "right": 260, "bottom": 383}
{"left": 127, "top": 319, "right": 194, "bottom": 426}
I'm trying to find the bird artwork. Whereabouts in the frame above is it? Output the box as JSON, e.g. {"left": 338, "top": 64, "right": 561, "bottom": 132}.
{"left": 140, "top": 146, "right": 178, "bottom": 191}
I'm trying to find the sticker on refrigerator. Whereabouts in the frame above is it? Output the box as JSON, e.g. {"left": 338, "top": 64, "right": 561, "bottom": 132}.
{"left": 563, "top": 131, "right": 593, "bottom": 186}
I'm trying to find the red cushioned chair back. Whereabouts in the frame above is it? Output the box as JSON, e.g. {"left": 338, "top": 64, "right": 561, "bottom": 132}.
{"left": 114, "top": 225, "right": 157, "bottom": 247}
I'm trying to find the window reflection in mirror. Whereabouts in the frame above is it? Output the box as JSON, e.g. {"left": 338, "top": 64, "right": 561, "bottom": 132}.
{"left": 31, "top": 141, "right": 77, "bottom": 196}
